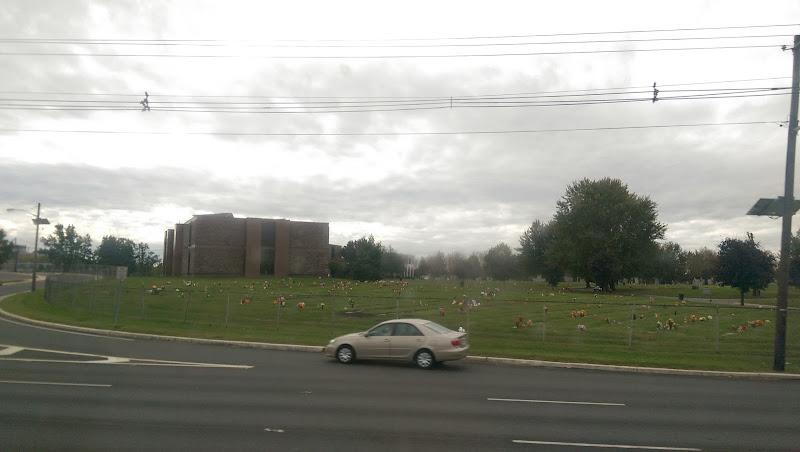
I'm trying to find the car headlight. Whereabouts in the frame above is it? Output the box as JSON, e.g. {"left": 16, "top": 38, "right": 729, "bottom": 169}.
{"left": 329, "top": 339, "right": 336, "bottom": 344}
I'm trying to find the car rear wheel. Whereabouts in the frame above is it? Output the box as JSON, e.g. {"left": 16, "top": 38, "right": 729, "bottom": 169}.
{"left": 414, "top": 349, "right": 435, "bottom": 369}
{"left": 336, "top": 345, "right": 355, "bottom": 364}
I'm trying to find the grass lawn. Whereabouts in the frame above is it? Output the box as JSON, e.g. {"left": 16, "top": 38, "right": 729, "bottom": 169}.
{"left": 2, "top": 276, "right": 798, "bottom": 374}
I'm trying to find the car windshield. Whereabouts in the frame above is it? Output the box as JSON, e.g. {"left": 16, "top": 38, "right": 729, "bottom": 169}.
{"left": 421, "top": 321, "right": 453, "bottom": 334}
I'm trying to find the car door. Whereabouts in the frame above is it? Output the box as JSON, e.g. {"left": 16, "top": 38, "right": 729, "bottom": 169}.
{"left": 390, "top": 322, "right": 425, "bottom": 360}
{"left": 359, "top": 323, "right": 394, "bottom": 359}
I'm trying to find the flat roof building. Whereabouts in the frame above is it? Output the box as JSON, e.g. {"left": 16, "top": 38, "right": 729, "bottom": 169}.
{"left": 163, "top": 213, "right": 329, "bottom": 278}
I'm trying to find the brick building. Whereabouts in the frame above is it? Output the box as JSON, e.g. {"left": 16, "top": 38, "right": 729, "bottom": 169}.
{"left": 163, "top": 213, "right": 330, "bottom": 278}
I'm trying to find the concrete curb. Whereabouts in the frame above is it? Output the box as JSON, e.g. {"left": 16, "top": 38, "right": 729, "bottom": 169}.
{"left": 1, "top": 302, "right": 798, "bottom": 380}
{"left": 0, "top": 304, "right": 324, "bottom": 353}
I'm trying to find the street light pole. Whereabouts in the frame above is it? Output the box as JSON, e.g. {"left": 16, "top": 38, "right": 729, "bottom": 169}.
{"left": 6, "top": 203, "right": 49, "bottom": 292}
{"left": 32, "top": 203, "right": 42, "bottom": 292}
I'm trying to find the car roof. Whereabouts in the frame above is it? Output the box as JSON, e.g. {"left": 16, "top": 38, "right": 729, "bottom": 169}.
{"left": 379, "top": 318, "right": 429, "bottom": 325}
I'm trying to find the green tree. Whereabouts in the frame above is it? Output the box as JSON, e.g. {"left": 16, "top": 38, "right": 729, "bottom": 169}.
{"left": 381, "top": 246, "right": 406, "bottom": 278}
{"left": 329, "top": 257, "right": 348, "bottom": 278}
{"left": 653, "top": 241, "right": 688, "bottom": 284}
{"left": 39, "top": 224, "right": 93, "bottom": 272}
{"left": 790, "top": 228, "right": 800, "bottom": 288}
{"left": 518, "top": 219, "right": 552, "bottom": 277}
{"left": 518, "top": 219, "right": 564, "bottom": 286}
{"left": 419, "top": 251, "right": 447, "bottom": 278}
{"left": 714, "top": 232, "right": 776, "bottom": 305}
{"left": 465, "top": 253, "right": 484, "bottom": 280}
{"left": 0, "top": 228, "right": 14, "bottom": 267}
{"left": 134, "top": 242, "right": 161, "bottom": 276}
{"left": 687, "top": 247, "right": 718, "bottom": 285}
{"left": 686, "top": 247, "right": 719, "bottom": 284}
{"left": 95, "top": 235, "right": 136, "bottom": 273}
{"left": 551, "top": 178, "right": 665, "bottom": 291}
{"left": 483, "top": 243, "right": 518, "bottom": 281}
{"left": 340, "top": 235, "right": 383, "bottom": 281}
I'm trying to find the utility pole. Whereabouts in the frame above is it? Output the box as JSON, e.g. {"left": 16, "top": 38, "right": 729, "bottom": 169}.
{"left": 775, "top": 35, "right": 800, "bottom": 372}
{"left": 31, "top": 203, "right": 45, "bottom": 292}
{"left": 13, "top": 238, "right": 18, "bottom": 272}
{"left": 6, "top": 203, "right": 49, "bottom": 292}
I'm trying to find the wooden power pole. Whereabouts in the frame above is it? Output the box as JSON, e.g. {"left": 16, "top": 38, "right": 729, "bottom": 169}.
{"left": 775, "top": 35, "right": 800, "bottom": 372}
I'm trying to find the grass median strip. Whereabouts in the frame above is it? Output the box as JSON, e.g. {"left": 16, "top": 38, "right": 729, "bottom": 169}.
{"left": 2, "top": 276, "right": 798, "bottom": 373}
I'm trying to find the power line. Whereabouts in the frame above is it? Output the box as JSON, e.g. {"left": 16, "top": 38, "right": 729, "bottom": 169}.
{"left": 1, "top": 23, "right": 797, "bottom": 44}
{"left": 0, "top": 34, "right": 791, "bottom": 49}
{"left": 0, "top": 87, "right": 788, "bottom": 113}
{"left": 0, "top": 77, "right": 789, "bottom": 100}
{"left": 0, "top": 43, "right": 784, "bottom": 58}
{"left": 0, "top": 121, "right": 782, "bottom": 137}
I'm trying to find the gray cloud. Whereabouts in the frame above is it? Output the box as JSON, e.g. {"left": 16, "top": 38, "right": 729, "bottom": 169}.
{"left": 2, "top": 1, "right": 798, "bottom": 261}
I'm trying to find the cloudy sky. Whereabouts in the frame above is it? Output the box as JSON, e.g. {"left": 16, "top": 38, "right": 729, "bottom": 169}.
{"left": 1, "top": 1, "right": 799, "bottom": 261}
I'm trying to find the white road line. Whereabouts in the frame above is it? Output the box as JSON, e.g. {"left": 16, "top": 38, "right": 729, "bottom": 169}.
{"left": 0, "top": 343, "right": 253, "bottom": 369}
{"left": 0, "top": 380, "right": 111, "bottom": 387}
{"left": 0, "top": 346, "right": 24, "bottom": 356}
{"left": 0, "top": 316, "right": 133, "bottom": 341}
{"left": 513, "top": 440, "right": 701, "bottom": 451}
{"left": 0, "top": 358, "right": 252, "bottom": 368}
{"left": 488, "top": 397, "right": 625, "bottom": 406}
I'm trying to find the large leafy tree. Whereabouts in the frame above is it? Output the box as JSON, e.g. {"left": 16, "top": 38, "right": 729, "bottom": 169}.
{"left": 483, "top": 243, "right": 518, "bottom": 281}
{"left": 40, "top": 224, "right": 93, "bottom": 272}
{"left": 714, "top": 232, "right": 776, "bottom": 305}
{"left": 96, "top": 236, "right": 160, "bottom": 276}
{"left": 419, "top": 251, "right": 447, "bottom": 278}
{"left": 652, "top": 241, "right": 688, "bottom": 284}
{"left": 550, "top": 178, "right": 665, "bottom": 291}
{"left": 95, "top": 235, "right": 136, "bottom": 273}
{"left": 340, "top": 235, "right": 383, "bottom": 281}
{"left": 687, "top": 247, "right": 718, "bottom": 285}
{"left": 446, "top": 252, "right": 469, "bottom": 279}
{"left": 465, "top": 253, "right": 484, "bottom": 280}
{"left": 380, "top": 246, "right": 406, "bottom": 278}
{"left": 0, "top": 228, "right": 14, "bottom": 267}
{"left": 518, "top": 219, "right": 564, "bottom": 286}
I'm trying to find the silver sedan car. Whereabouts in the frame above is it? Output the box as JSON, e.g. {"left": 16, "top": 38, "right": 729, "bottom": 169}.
{"left": 325, "top": 318, "right": 469, "bottom": 369}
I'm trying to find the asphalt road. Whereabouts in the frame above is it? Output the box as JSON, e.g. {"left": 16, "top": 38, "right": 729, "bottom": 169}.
{"left": 1, "top": 281, "right": 799, "bottom": 451}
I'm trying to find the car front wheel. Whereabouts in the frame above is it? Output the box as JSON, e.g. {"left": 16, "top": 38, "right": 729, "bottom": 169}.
{"left": 336, "top": 345, "right": 355, "bottom": 364}
{"left": 414, "top": 349, "right": 435, "bottom": 369}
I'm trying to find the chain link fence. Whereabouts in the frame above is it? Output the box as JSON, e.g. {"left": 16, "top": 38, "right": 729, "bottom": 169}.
{"left": 38, "top": 276, "right": 792, "bottom": 366}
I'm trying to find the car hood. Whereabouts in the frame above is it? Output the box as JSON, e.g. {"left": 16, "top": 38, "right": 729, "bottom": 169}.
{"left": 331, "top": 332, "right": 363, "bottom": 343}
